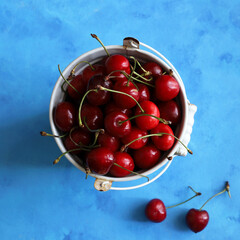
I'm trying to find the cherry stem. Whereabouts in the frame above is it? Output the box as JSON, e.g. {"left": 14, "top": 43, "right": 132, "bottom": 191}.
{"left": 53, "top": 147, "right": 91, "bottom": 165}
{"left": 96, "top": 85, "right": 145, "bottom": 113}
{"left": 127, "top": 73, "right": 154, "bottom": 87}
{"left": 127, "top": 56, "right": 137, "bottom": 85}
{"left": 71, "top": 61, "right": 95, "bottom": 76}
{"left": 113, "top": 163, "right": 149, "bottom": 181}
{"left": 40, "top": 131, "right": 67, "bottom": 138}
{"left": 129, "top": 56, "right": 147, "bottom": 73}
{"left": 166, "top": 186, "right": 201, "bottom": 209}
{"left": 82, "top": 117, "right": 103, "bottom": 134}
{"left": 132, "top": 70, "right": 153, "bottom": 82}
{"left": 121, "top": 133, "right": 192, "bottom": 154}
{"left": 199, "top": 181, "right": 231, "bottom": 211}
{"left": 105, "top": 70, "right": 139, "bottom": 90}
{"left": 91, "top": 34, "right": 110, "bottom": 56}
{"left": 58, "top": 65, "right": 81, "bottom": 95}
{"left": 78, "top": 89, "right": 98, "bottom": 127}
{"left": 119, "top": 113, "right": 171, "bottom": 125}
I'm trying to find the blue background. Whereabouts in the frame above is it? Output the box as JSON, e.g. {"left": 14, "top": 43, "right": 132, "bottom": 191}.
{"left": 0, "top": 0, "right": 240, "bottom": 239}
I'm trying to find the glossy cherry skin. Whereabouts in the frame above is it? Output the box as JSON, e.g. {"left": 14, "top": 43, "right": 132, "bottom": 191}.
{"left": 121, "top": 127, "right": 148, "bottom": 149}
{"left": 138, "top": 62, "right": 163, "bottom": 83}
{"left": 113, "top": 80, "right": 139, "bottom": 109}
{"left": 81, "top": 64, "right": 105, "bottom": 86}
{"left": 133, "top": 144, "right": 161, "bottom": 169}
{"left": 186, "top": 209, "right": 209, "bottom": 233}
{"left": 104, "top": 111, "right": 131, "bottom": 138}
{"left": 151, "top": 123, "right": 175, "bottom": 151}
{"left": 81, "top": 104, "right": 103, "bottom": 131}
{"left": 54, "top": 102, "right": 77, "bottom": 132}
{"left": 64, "top": 128, "right": 91, "bottom": 154}
{"left": 86, "top": 74, "right": 112, "bottom": 106}
{"left": 105, "top": 54, "right": 130, "bottom": 75}
{"left": 135, "top": 100, "right": 160, "bottom": 131}
{"left": 104, "top": 102, "right": 132, "bottom": 117}
{"left": 145, "top": 199, "right": 167, "bottom": 223}
{"left": 86, "top": 147, "right": 114, "bottom": 175}
{"left": 136, "top": 83, "right": 150, "bottom": 102}
{"left": 158, "top": 100, "right": 181, "bottom": 125}
{"left": 98, "top": 132, "right": 120, "bottom": 152}
{"left": 155, "top": 75, "right": 180, "bottom": 101}
{"left": 67, "top": 75, "right": 86, "bottom": 101}
{"left": 109, "top": 152, "right": 135, "bottom": 177}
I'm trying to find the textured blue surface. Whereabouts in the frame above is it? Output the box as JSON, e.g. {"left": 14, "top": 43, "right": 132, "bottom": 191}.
{"left": 0, "top": 0, "right": 240, "bottom": 239}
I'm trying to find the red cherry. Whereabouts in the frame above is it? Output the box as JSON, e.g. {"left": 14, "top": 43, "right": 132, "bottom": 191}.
{"left": 86, "top": 74, "right": 112, "bottom": 106}
{"left": 151, "top": 123, "right": 174, "bottom": 151}
{"left": 155, "top": 75, "right": 180, "bottom": 101}
{"left": 133, "top": 144, "right": 161, "bottom": 169}
{"left": 135, "top": 100, "right": 160, "bottom": 130}
{"left": 145, "top": 199, "right": 167, "bottom": 223}
{"left": 104, "top": 102, "right": 132, "bottom": 117}
{"left": 186, "top": 209, "right": 209, "bottom": 233}
{"left": 98, "top": 132, "right": 120, "bottom": 152}
{"left": 136, "top": 83, "right": 150, "bottom": 102}
{"left": 121, "top": 127, "right": 148, "bottom": 149}
{"left": 104, "top": 111, "right": 131, "bottom": 138}
{"left": 138, "top": 62, "right": 163, "bottom": 83}
{"left": 105, "top": 54, "right": 130, "bottom": 75}
{"left": 86, "top": 147, "right": 114, "bottom": 175}
{"left": 81, "top": 104, "right": 103, "bottom": 131}
{"left": 54, "top": 102, "right": 77, "bottom": 132}
{"left": 81, "top": 64, "right": 105, "bottom": 86}
{"left": 113, "top": 80, "right": 139, "bottom": 109}
{"left": 64, "top": 128, "right": 91, "bottom": 154}
{"left": 109, "top": 152, "right": 135, "bottom": 177}
{"left": 67, "top": 75, "right": 86, "bottom": 100}
{"left": 158, "top": 100, "right": 181, "bottom": 125}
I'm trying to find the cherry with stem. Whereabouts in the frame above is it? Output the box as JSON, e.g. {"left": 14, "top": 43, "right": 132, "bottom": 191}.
{"left": 186, "top": 181, "right": 231, "bottom": 233}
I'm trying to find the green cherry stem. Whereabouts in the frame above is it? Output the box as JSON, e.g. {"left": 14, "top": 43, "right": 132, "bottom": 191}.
{"left": 129, "top": 56, "right": 148, "bottom": 73}
{"left": 132, "top": 70, "right": 153, "bottom": 82}
{"left": 113, "top": 163, "right": 149, "bottom": 181}
{"left": 71, "top": 61, "right": 95, "bottom": 76}
{"left": 127, "top": 56, "right": 137, "bottom": 85}
{"left": 53, "top": 147, "right": 91, "bottom": 165}
{"left": 119, "top": 113, "right": 171, "bottom": 125}
{"left": 199, "top": 181, "right": 231, "bottom": 211}
{"left": 58, "top": 65, "right": 81, "bottom": 95}
{"left": 78, "top": 89, "right": 98, "bottom": 127}
{"left": 121, "top": 133, "right": 193, "bottom": 154}
{"left": 40, "top": 131, "right": 67, "bottom": 138}
{"left": 166, "top": 186, "right": 201, "bottom": 209}
{"left": 105, "top": 70, "right": 139, "bottom": 90}
{"left": 91, "top": 34, "right": 110, "bottom": 56}
{"left": 96, "top": 85, "right": 145, "bottom": 113}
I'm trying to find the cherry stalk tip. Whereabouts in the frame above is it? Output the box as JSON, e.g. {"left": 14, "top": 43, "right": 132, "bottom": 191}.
{"left": 40, "top": 131, "right": 47, "bottom": 136}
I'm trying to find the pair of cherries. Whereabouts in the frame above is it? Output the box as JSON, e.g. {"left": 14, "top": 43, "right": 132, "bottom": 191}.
{"left": 145, "top": 182, "right": 231, "bottom": 233}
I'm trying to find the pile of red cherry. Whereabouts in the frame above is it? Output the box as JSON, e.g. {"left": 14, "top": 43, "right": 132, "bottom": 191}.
{"left": 43, "top": 35, "right": 231, "bottom": 234}
{"left": 51, "top": 34, "right": 191, "bottom": 178}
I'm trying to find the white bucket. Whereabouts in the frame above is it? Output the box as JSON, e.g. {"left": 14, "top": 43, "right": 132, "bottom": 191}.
{"left": 49, "top": 37, "right": 197, "bottom": 191}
